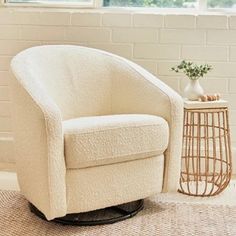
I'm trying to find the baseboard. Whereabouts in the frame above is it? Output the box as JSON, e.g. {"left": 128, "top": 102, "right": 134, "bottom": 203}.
{"left": 0, "top": 136, "right": 15, "bottom": 163}
{"left": 0, "top": 171, "right": 19, "bottom": 191}
{"left": 0, "top": 162, "right": 16, "bottom": 172}
{"left": 233, "top": 147, "right": 236, "bottom": 175}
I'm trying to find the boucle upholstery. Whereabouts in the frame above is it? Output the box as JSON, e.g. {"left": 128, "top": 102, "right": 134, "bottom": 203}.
{"left": 66, "top": 155, "right": 164, "bottom": 214}
{"left": 10, "top": 45, "right": 183, "bottom": 220}
{"left": 63, "top": 114, "right": 168, "bottom": 169}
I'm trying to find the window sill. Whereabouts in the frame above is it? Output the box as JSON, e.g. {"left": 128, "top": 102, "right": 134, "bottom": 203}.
{"left": 2, "top": 1, "right": 95, "bottom": 8}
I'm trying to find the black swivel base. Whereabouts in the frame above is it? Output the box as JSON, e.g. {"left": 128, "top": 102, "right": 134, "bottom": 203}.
{"left": 29, "top": 199, "right": 144, "bottom": 226}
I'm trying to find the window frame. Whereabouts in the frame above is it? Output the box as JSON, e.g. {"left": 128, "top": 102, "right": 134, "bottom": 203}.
{"left": 1, "top": 0, "right": 99, "bottom": 8}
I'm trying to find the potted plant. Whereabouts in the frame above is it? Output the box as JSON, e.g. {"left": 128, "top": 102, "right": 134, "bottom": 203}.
{"left": 171, "top": 60, "right": 212, "bottom": 101}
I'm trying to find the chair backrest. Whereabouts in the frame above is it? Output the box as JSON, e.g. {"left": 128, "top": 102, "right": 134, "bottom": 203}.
{"left": 11, "top": 45, "right": 117, "bottom": 120}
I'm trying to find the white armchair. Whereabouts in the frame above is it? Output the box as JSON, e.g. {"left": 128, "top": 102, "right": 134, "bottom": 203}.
{"left": 10, "top": 45, "right": 183, "bottom": 224}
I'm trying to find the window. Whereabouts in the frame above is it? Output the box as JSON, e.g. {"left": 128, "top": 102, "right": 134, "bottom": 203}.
{"left": 104, "top": 0, "right": 197, "bottom": 8}
{"left": 5, "top": 0, "right": 94, "bottom": 6}
{"left": 104, "top": 0, "right": 236, "bottom": 9}
{"left": 208, "top": 0, "right": 236, "bottom": 8}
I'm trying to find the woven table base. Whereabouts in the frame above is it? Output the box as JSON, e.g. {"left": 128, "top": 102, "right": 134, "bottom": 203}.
{"left": 179, "top": 107, "right": 232, "bottom": 196}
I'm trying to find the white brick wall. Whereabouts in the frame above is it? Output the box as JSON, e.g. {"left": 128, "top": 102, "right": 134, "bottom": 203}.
{"left": 160, "top": 29, "right": 206, "bottom": 44}
{"left": 134, "top": 44, "right": 180, "bottom": 59}
{"left": 71, "top": 12, "right": 101, "bottom": 26}
{"left": 207, "top": 30, "right": 236, "bottom": 44}
{"left": 133, "top": 14, "right": 164, "bottom": 27}
{"left": 164, "top": 15, "right": 196, "bottom": 29}
{"left": 66, "top": 27, "right": 111, "bottom": 42}
{"left": 0, "top": 9, "right": 236, "bottom": 165}
{"left": 181, "top": 46, "right": 228, "bottom": 61}
{"left": 112, "top": 28, "right": 157, "bottom": 43}
{"left": 197, "top": 15, "right": 228, "bottom": 29}
{"left": 103, "top": 13, "right": 132, "bottom": 27}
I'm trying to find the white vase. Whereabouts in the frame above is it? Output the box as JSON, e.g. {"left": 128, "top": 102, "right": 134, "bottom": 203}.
{"left": 184, "top": 79, "right": 204, "bottom": 101}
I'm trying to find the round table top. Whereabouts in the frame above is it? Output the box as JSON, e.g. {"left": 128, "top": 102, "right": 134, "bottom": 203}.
{"left": 184, "top": 99, "right": 228, "bottom": 109}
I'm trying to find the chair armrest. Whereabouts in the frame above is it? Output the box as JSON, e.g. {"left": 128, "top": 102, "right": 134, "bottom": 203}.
{"left": 10, "top": 64, "right": 66, "bottom": 220}
{"left": 112, "top": 59, "right": 184, "bottom": 192}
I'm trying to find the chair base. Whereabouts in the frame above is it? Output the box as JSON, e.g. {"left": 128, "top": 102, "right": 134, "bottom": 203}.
{"left": 29, "top": 199, "right": 144, "bottom": 226}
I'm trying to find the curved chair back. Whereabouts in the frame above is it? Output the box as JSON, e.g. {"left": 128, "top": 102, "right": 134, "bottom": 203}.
{"left": 11, "top": 45, "right": 119, "bottom": 120}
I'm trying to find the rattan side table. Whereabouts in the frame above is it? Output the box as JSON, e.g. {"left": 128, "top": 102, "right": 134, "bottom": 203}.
{"left": 179, "top": 100, "right": 232, "bottom": 197}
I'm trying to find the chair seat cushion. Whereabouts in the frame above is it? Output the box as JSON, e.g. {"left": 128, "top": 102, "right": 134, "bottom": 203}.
{"left": 63, "top": 114, "right": 169, "bottom": 169}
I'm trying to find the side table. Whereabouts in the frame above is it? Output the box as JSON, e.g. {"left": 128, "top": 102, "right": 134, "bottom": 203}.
{"left": 179, "top": 100, "right": 232, "bottom": 196}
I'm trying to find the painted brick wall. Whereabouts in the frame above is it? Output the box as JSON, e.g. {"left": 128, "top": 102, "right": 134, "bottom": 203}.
{"left": 0, "top": 8, "right": 236, "bottom": 165}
